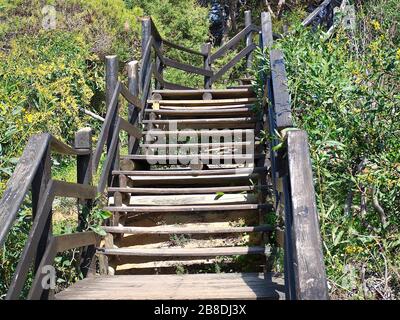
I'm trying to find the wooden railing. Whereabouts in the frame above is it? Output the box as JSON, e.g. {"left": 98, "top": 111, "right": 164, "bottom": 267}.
{"left": 0, "top": 54, "right": 144, "bottom": 299}
{"left": 301, "top": 0, "right": 341, "bottom": 29}
{"left": 260, "top": 12, "right": 329, "bottom": 300}
{"left": 140, "top": 11, "right": 260, "bottom": 92}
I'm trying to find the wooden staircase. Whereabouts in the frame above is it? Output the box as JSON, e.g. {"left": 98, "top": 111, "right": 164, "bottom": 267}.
{"left": 0, "top": 11, "right": 329, "bottom": 300}
{"left": 65, "top": 87, "right": 283, "bottom": 300}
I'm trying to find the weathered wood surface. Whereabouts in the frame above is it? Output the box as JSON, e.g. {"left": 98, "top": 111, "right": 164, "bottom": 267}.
{"left": 142, "top": 117, "right": 257, "bottom": 129}
{"left": 152, "top": 88, "right": 254, "bottom": 99}
{"left": 120, "top": 154, "right": 261, "bottom": 163}
{"left": 103, "top": 224, "right": 272, "bottom": 234}
{"left": 147, "top": 98, "right": 257, "bottom": 106}
{"left": 122, "top": 173, "right": 258, "bottom": 186}
{"left": 97, "top": 246, "right": 270, "bottom": 257}
{"left": 211, "top": 44, "right": 257, "bottom": 84}
{"left": 163, "top": 57, "right": 213, "bottom": 77}
{"left": 210, "top": 24, "right": 260, "bottom": 62}
{"left": 55, "top": 273, "right": 284, "bottom": 300}
{"left": 92, "top": 81, "right": 121, "bottom": 171}
{"left": 287, "top": 130, "right": 328, "bottom": 300}
{"left": 54, "top": 232, "right": 97, "bottom": 253}
{"left": 108, "top": 185, "right": 267, "bottom": 195}
{"left": 270, "top": 49, "right": 293, "bottom": 129}
{"left": 302, "top": 0, "right": 333, "bottom": 27}
{"left": 0, "top": 134, "right": 50, "bottom": 247}
{"left": 163, "top": 39, "right": 206, "bottom": 57}
{"left": 109, "top": 193, "right": 257, "bottom": 206}
{"left": 141, "top": 141, "right": 255, "bottom": 149}
{"left": 261, "top": 12, "right": 273, "bottom": 49}
{"left": 104, "top": 203, "right": 272, "bottom": 213}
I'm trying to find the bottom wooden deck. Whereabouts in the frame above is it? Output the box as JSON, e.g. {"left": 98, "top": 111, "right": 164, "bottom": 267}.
{"left": 55, "top": 273, "right": 285, "bottom": 300}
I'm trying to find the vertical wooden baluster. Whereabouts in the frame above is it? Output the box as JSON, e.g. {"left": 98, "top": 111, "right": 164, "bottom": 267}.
{"left": 127, "top": 60, "right": 140, "bottom": 154}
{"left": 31, "top": 144, "right": 52, "bottom": 299}
{"left": 75, "top": 128, "right": 96, "bottom": 277}
{"left": 245, "top": 10, "right": 253, "bottom": 77}
{"left": 141, "top": 17, "right": 152, "bottom": 89}
{"left": 201, "top": 43, "right": 212, "bottom": 89}
{"left": 105, "top": 55, "right": 119, "bottom": 186}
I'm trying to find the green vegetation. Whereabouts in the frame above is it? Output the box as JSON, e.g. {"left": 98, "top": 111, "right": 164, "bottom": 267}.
{"left": 256, "top": 0, "right": 400, "bottom": 299}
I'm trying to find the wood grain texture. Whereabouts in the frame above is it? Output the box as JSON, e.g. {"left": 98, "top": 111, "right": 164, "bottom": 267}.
{"left": 270, "top": 49, "right": 293, "bottom": 129}
{"left": 55, "top": 273, "right": 284, "bottom": 300}
{"left": 287, "top": 130, "right": 329, "bottom": 300}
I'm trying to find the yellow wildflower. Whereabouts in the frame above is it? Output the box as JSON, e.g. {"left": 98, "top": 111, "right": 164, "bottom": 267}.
{"left": 25, "top": 113, "right": 33, "bottom": 123}
{"left": 371, "top": 20, "right": 381, "bottom": 31}
{"left": 396, "top": 48, "right": 400, "bottom": 61}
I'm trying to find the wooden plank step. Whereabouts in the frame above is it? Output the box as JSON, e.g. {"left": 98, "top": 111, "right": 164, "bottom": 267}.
{"left": 141, "top": 141, "right": 257, "bottom": 149}
{"left": 142, "top": 118, "right": 257, "bottom": 129}
{"left": 144, "top": 108, "right": 254, "bottom": 116}
{"left": 157, "top": 104, "right": 255, "bottom": 110}
{"left": 96, "top": 246, "right": 270, "bottom": 257}
{"left": 120, "top": 173, "right": 259, "bottom": 186}
{"left": 108, "top": 193, "right": 257, "bottom": 206}
{"left": 103, "top": 224, "right": 272, "bottom": 234}
{"left": 55, "top": 273, "right": 285, "bottom": 300}
{"left": 120, "top": 154, "right": 262, "bottom": 163}
{"left": 112, "top": 167, "right": 267, "bottom": 176}
{"left": 103, "top": 204, "right": 272, "bottom": 213}
{"left": 152, "top": 88, "right": 254, "bottom": 99}
{"left": 107, "top": 185, "right": 267, "bottom": 195}
{"left": 143, "top": 129, "right": 254, "bottom": 136}
{"left": 148, "top": 98, "right": 257, "bottom": 106}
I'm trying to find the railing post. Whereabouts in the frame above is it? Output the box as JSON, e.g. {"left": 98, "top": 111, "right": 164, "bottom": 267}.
{"left": 105, "top": 55, "right": 119, "bottom": 182}
{"left": 201, "top": 43, "right": 212, "bottom": 89}
{"left": 261, "top": 12, "right": 273, "bottom": 50}
{"left": 75, "top": 128, "right": 93, "bottom": 231}
{"left": 75, "top": 128, "right": 96, "bottom": 277}
{"left": 127, "top": 60, "right": 140, "bottom": 154}
{"left": 31, "top": 145, "right": 52, "bottom": 299}
{"left": 31, "top": 147, "right": 52, "bottom": 275}
{"left": 244, "top": 10, "right": 253, "bottom": 77}
{"left": 141, "top": 17, "right": 153, "bottom": 90}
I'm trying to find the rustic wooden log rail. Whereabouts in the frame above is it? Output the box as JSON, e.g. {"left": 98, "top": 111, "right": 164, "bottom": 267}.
{"left": 261, "top": 12, "right": 329, "bottom": 299}
{"left": 0, "top": 10, "right": 329, "bottom": 300}
{"left": 140, "top": 11, "right": 260, "bottom": 92}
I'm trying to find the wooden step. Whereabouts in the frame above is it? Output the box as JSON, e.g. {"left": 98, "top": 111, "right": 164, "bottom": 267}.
{"left": 152, "top": 88, "right": 254, "bottom": 99}
{"left": 107, "top": 185, "right": 267, "bottom": 195}
{"left": 143, "top": 129, "right": 254, "bottom": 136}
{"left": 55, "top": 273, "right": 285, "bottom": 300}
{"left": 120, "top": 154, "right": 262, "bottom": 164}
{"left": 108, "top": 193, "right": 257, "bottom": 206}
{"left": 157, "top": 104, "right": 255, "bottom": 110}
{"left": 140, "top": 141, "right": 257, "bottom": 152}
{"left": 119, "top": 173, "right": 259, "bottom": 186}
{"left": 97, "top": 246, "right": 270, "bottom": 257}
{"left": 142, "top": 117, "right": 257, "bottom": 129}
{"left": 103, "top": 224, "right": 272, "bottom": 234}
{"left": 112, "top": 167, "right": 267, "bottom": 176}
{"left": 148, "top": 98, "right": 257, "bottom": 106}
{"left": 145, "top": 108, "right": 254, "bottom": 116}
{"left": 103, "top": 203, "right": 272, "bottom": 213}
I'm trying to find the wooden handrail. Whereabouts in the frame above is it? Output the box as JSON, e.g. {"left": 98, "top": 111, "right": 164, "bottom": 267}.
{"left": 210, "top": 44, "right": 257, "bottom": 83}
{"left": 210, "top": 24, "right": 260, "bottom": 63}
{"left": 163, "top": 39, "right": 205, "bottom": 57}
{"left": 260, "top": 11, "right": 328, "bottom": 300}
{"left": 302, "top": 0, "right": 334, "bottom": 27}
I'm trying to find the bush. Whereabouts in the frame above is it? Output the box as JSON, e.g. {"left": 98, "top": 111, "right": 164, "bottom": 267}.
{"left": 256, "top": 0, "right": 400, "bottom": 299}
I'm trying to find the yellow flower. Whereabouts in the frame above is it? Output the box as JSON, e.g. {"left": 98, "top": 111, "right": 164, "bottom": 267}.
{"left": 371, "top": 20, "right": 381, "bottom": 31}
{"left": 396, "top": 48, "right": 400, "bottom": 61}
{"left": 25, "top": 113, "right": 33, "bottom": 123}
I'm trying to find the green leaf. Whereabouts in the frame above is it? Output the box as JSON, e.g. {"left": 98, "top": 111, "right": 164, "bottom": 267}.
{"left": 215, "top": 192, "right": 224, "bottom": 200}
{"left": 272, "top": 143, "right": 283, "bottom": 151}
